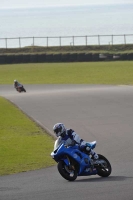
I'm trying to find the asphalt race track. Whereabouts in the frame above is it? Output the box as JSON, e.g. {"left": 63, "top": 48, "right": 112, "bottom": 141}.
{"left": 0, "top": 84, "right": 133, "bottom": 200}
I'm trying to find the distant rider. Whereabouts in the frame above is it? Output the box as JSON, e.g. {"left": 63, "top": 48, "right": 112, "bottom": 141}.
{"left": 53, "top": 123, "right": 99, "bottom": 161}
{"left": 13, "top": 80, "right": 23, "bottom": 92}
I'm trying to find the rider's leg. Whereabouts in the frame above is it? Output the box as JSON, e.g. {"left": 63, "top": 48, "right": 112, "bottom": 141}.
{"left": 89, "top": 149, "right": 99, "bottom": 159}
{"left": 85, "top": 146, "right": 99, "bottom": 159}
{"left": 82, "top": 145, "right": 99, "bottom": 159}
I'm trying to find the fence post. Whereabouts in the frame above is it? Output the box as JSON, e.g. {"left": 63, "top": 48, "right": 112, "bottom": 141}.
{"left": 5, "top": 38, "right": 7, "bottom": 49}
{"left": 33, "top": 37, "right": 34, "bottom": 46}
{"left": 73, "top": 36, "right": 74, "bottom": 46}
{"left": 47, "top": 37, "right": 48, "bottom": 47}
{"left": 19, "top": 37, "right": 21, "bottom": 48}
{"left": 86, "top": 36, "right": 87, "bottom": 46}
{"left": 112, "top": 35, "right": 113, "bottom": 45}
{"left": 124, "top": 34, "right": 126, "bottom": 45}
{"left": 60, "top": 37, "right": 61, "bottom": 46}
{"left": 98, "top": 35, "right": 100, "bottom": 45}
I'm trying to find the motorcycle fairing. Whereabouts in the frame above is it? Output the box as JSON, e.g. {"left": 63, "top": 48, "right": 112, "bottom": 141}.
{"left": 51, "top": 144, "right": 98, "bottom": 176}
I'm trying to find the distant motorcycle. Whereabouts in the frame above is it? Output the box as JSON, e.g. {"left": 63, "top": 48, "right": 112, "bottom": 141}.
{"left": 51, "top": 137, "right": 112, "bottom": 181}
{"left": 16, "top": 85, "right": 26, "bottom": 93}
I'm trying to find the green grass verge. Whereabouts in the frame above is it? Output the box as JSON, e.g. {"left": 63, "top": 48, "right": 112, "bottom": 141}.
{"left": 1, "top": 44, "right": 133, "bottom": 54}
{"left": 0, "top": 61, "right": 133, "bottom": 85}
{"left": 0, "top": 96, "right": 55, "bottom": 175}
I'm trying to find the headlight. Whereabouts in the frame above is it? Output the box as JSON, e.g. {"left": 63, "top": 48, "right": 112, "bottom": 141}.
{"left": 51, "top": 152, "right": 54, "bottom": 158}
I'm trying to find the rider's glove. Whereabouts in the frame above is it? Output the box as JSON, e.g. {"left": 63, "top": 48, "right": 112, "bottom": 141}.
{"left": 69, "top": 140, "right": 75, "bottom": 146}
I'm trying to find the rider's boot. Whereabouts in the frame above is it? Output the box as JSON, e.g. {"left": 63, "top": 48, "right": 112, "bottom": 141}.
{"left": 85, "top": 147, "right": 99, "bottom": 165}
{"left": 91, "top": 150, "right": 99, "bottom": 159}
{"left": 90, "top": 150, "right": 99, "bottom": 165}
{"left": 86, "top": 148, "right": 99, "bottom": 159}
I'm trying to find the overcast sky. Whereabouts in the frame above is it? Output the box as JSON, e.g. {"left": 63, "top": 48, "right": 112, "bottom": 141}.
{"left": 1, "top": 0, "right": 133, "bottom": 9}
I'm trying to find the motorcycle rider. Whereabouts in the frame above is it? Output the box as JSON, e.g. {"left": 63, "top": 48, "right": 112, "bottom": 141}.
{"left": 53, "top": 123, "right": 99, "bottom": 161}
{"left": 14, "top": 80, "right": 23, "bottom": 92}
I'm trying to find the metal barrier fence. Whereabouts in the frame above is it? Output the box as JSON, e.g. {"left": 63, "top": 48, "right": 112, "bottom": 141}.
{"left": 1, "top": 52, "right": 133, "bottom": 64}
{"left": 0, "top": 34, "right": 133, "bottom": 48}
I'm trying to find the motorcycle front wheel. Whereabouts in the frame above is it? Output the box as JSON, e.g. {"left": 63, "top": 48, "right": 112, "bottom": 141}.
{"left": 57, "top": 160, "right": 78, "bottom": 181}
{"left": 22, "top": 87, "right": 26, "bottom": 92}
{"left": 96, "top": 154, "right": 112, "bottom": 177}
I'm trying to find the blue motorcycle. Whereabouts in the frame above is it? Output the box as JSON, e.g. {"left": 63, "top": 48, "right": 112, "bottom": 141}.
{"left": 51, "top": 138, "right": 112, "bottom": 181}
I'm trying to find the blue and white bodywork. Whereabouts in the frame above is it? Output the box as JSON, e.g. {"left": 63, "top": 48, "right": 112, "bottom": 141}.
{"left": 51, "top": 137, "right": 112, "bottom": 181}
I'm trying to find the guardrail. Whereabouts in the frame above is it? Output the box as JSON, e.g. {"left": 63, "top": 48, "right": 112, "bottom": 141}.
{"left": 0, "top": 34, "right": 133, "bottom": 48}
{"left": 0, "top": 53, "right": 133, "bottom": 64}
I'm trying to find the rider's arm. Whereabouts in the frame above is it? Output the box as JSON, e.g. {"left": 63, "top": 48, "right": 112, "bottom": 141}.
{"left": 17, "top": 83, "right": 22, "bottom": 87}
{"left": 67, "top": 129, "right": 85, "bottom": 145}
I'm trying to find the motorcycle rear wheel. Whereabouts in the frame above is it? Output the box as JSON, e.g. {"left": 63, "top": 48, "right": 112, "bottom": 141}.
{"left": 22, "top": 87, "right": 26, "bottom": 92}
{"left": 57, "top": 160, "right": 78, "bottom": 181}
{"left": 96, "top": 154, "right": 112, "bottom": 177}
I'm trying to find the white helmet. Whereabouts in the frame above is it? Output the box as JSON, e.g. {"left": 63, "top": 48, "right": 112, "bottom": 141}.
{"left": 53, "top": 123, "right": 66, "bottom": 137}
{"left": 14, "top": 80, "right": 17, "bottom": 83}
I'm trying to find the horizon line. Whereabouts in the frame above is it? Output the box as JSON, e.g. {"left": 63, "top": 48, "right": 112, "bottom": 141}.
{"left": 0, "top": 2, "right": 133, "bottom": 10}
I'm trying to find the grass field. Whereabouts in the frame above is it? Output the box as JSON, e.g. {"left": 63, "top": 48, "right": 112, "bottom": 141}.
{"left": 0, "top": 97, "right": 55, "bottom": 175}
{"left": 0, "top": 61, "right": 133, "bottom": 175}
{"left": 0, "top": 61, "right": 133, "bottom": 85}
